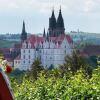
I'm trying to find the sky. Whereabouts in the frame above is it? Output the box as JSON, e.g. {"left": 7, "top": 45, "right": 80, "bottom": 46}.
{"left": 0, "top": 0, "right": 100, "bottom": 34}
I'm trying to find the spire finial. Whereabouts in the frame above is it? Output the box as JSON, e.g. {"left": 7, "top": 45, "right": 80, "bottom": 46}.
{"left": 60, "top": 5, "right": 61, "bottom": 13}
{"left": 52, "top": 6, "right": 55, "bottom": 17}
{"left": 52, "top": 6, "right": 54, "bottom": 12}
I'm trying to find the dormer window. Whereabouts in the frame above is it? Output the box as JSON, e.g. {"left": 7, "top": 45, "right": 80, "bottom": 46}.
{"left": 28, "top": 43, "right": 31, "bottom": 48}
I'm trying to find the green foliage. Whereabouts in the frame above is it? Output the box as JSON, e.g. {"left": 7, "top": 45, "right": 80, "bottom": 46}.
{"left": 9, "top": 51, "right": 99, "bottom": 100}
{"left": 61, "top": 51, "right": 93, "bottom": 78}
{"left": 11, "top": 67, "right": 100, "bottom": 100}
{"left": 28, "top": 58, "right": 43, "bottom": 80}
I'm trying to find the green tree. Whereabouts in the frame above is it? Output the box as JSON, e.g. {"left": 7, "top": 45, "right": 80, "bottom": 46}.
{"left": 60, "top": 50, "right": 92, "bottom": 77}
{"left": 29, "top": 58, "right": 43, "bottom": 80}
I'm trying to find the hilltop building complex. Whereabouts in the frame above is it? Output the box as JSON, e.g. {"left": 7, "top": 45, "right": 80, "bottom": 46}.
{"left": 14, "top": 8, "right": 73, "bottom": 70}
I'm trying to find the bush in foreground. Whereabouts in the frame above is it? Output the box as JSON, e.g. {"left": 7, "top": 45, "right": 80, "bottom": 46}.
{"left": 10, "top": 67, "right": 100, "bottom": 100}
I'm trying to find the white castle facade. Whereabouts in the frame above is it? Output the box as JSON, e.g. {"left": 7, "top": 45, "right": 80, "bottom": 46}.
{"left": 14, "top": 8, "right": 73, "bottom": 70}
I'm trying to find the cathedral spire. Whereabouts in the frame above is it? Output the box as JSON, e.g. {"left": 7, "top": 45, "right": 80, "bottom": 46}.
{"left": 51, "top": 7, "right": 55, "bottom": 17}
{"left": 46, "top": 31, "right": 49, "bottom": 41}
{"left": 56, "top": 6, "right": 65, "bottom": 35}
{"left": 43, "top": 27, "right": 46, "bottom": 37}
{"left": 22, "top": 21, "right": 26, "bottom": 33}
{"left": 21, "top": 20, "right": 27, "bottom": 42}
{"left": 48, "top": 7, "right": 56, "bottom": 37}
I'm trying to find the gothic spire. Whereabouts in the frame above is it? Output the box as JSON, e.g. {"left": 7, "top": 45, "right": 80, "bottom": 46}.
{"left": 51, "top": 7, "right": 55, "bottom": 17}
{"left": 43, "top": 27, "right": 46, "bottom": 37}
{"left": 56, "top": 6, "right": 65, "bottom": 28}
{"left": 21, "top": 20, "right": 27, "bottom": 42}
{"left": 48, "top": 8, "right": 56, "bottom": 37}
{"left": 22, "top": 21, "right": 26, "bottom": 33}
{"left": 46, "top": 31, "right": 49, "bottom": 41}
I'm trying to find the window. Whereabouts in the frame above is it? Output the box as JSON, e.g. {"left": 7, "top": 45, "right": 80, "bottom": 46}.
{"left": 23, "top": 60, "right": 25, "bottom": 63}
{"left": 29, "top": 50, "right": 30, "bottom": 53}
{"left": 24, "top": 50, "right": 25, "bottom": 53}
{"left": 29, "top": 55, "right": 30, "bottom": 59}
{"left": 23, "top": 55, "right": 25, "bottom": 59}
{"left": 50, "top": 57, "right": 52, "bottom": 59}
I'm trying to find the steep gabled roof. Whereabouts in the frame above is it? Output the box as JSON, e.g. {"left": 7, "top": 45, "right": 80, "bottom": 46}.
{"left": 55, "top": 34, "right": 73, "bottom": 44}
{"left": 23, "top": 34, "right": 73, "bottom": 48}
{"left": 26, "top": 35, "right": 45, "bottom": 48}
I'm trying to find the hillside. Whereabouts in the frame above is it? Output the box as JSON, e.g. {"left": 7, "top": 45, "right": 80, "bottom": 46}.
{"left": 0, "top": 40, "right": 19, "bottom": 48}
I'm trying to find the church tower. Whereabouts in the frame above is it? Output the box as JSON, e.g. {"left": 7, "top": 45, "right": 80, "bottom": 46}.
{"left": 47, "top": 7, "right": 65, "bottom": 37}
{"left": 21, "top": 21, "right": 27, "bottom": 42}
{"left": 56, "top": 7, "right": 65, "bottom": 36}
{"left": 48, "top": 8, "right": 56, "bottom": 37}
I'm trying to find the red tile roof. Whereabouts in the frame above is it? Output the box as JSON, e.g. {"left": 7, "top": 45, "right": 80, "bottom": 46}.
{"left": 55, "top": 34, "right": 73, "bottom": 44}
{"left": 25, "top": 34, "right": 73, "bottom": 48}
{"left": 27, "top": 35, "right": 45, "bottom": 48}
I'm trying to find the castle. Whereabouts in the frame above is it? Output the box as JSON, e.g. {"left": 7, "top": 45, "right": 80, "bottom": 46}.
{"left": 14, "top": 8, "right": 73, "bottom": 70}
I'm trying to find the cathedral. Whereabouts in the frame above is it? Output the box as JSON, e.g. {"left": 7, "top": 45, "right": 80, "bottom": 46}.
{"left": 14, "top": 8, "right": 73, "bottom": 70}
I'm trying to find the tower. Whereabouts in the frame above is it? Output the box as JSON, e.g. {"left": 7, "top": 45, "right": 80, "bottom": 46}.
{"left": 21, "top": 21, "right": 27, "bottom": 42}
{"left": 47, "top": 7, "right": 65, "bottom": 37}
{"left": 48, "top": 8, "right": 56, "bottom": 37}
{"left": 56, "top": 7, "right": 65, "bottom": 36}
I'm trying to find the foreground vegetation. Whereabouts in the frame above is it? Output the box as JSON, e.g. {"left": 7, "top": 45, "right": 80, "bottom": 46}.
{"left": 10, "top": 67, "right": 100, "bottom": 100}
{"left": 8, "top": 51, "right": 100, "bottom": 100}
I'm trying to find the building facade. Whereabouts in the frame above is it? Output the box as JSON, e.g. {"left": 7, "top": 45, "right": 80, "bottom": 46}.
{"left": 14, "top": 8, "right": 73, "bottom": 70}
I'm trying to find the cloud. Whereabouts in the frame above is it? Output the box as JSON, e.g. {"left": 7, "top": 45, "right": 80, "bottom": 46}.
{"left": 0, "top": 0, "right": 99, "bottom": 15}
{"left": 0, "top": 0, "right": 100, "bottom": 33}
